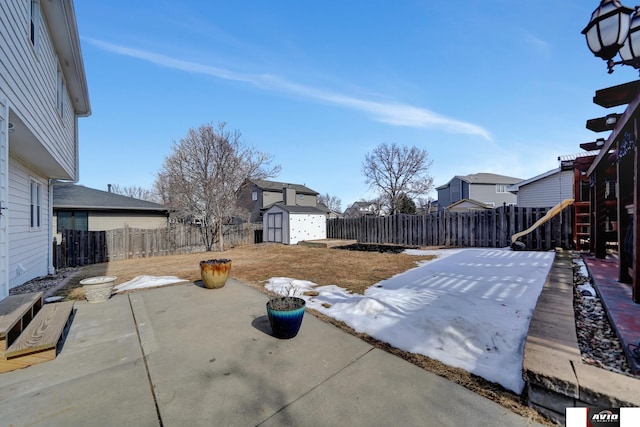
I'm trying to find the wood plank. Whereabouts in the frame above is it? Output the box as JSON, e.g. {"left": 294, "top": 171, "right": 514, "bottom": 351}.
{"left": 0, "top": 292, "right": 43, "bottom": 351}
{"left": 4, "top": 301, "right": 74, "bottom": 359}
{"left": 0, "top": 349, "right": 56, "bottom": 373}
{"left": 593, "top": 79, "right": 640, "bottom": 108}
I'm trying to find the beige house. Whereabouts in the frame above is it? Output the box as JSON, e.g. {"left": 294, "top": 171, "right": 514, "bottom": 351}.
{"left": 52, "top": 184, "right": 169, "bottom": 242}
{"left": 239, "top": 179, "right": 319, "bottom": 223}
{"left": 445, "top": 199, "right": 493, "bottom": 213}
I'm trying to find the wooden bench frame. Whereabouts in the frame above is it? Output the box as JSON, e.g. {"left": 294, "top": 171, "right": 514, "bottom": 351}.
{"left": 0, "top": 292, "right": 43, "bottom": 353}
{"left": 0, "top": 300, "right": 74, "bottom": 373}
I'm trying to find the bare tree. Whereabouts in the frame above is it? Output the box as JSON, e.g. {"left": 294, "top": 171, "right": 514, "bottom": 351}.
{"left": 109, "top": 184, "right": 159, "bottom": 203}
{"left": 361, "top": 142, "right": 433, "bottom": 215}
{"left": 416, "top": 196, "right": 437, "bottom": 214}
{"left": 317, "top": 192, "right": 342, "bottom": 213}
{"left": 156, "top": 122, "right": 280, "bottom": 251}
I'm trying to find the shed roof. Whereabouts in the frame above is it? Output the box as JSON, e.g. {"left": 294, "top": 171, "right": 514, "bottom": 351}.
{"left": 265, "top": 203, "right": 326, "bottom": 215}
{"left": 53, "top": 184, "right": 167, "bottom": 211}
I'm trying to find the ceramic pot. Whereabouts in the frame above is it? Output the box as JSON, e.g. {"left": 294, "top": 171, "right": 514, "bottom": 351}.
{"left": 266, "top": 297, "right": 306, "bottom": 339}
{"left": 200, "top": 259, "right": 232, "bottom": 289}
{"left": 79, "top": 276, "right": 117, "bottom": 303}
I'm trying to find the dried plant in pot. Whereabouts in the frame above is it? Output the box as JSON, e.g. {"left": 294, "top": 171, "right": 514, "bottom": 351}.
{"left": 266, "top": 287, "right": 306, "bottom": 339}
{"left": 199, "top": 259, "right": 232, "bottom": 289}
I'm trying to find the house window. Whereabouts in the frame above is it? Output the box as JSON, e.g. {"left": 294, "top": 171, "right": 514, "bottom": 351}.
{"left": 56, "top": 66, "right": 65, "bottom": 119}
{"left": 252, "top": 191, "right": 258, "bottom": 201}
{"left": 30, "top": 1, "right": 40, "bottom": 51}
{"left": 30, "top": 179, "right": 42, "bottom": 228}
{"left": 57, "top": 211, "right": 88, "bottom": 232}
{"left": 495, "top": 184, "right": 508, "bottom": 193}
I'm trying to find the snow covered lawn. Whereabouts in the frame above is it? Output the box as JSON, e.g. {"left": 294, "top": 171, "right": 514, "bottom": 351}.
{"left": 266, "top": 247, "right": 555, "bottom": 394}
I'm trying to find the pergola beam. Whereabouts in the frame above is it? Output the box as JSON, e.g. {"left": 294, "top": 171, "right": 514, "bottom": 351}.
{"left": 593, "top": 80, "right": 640, "bottom": 108}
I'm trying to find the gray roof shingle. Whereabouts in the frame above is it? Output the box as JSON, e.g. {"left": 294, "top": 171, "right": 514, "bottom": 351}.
{"left": 250, "top": 179, "right": 318, "bottom": 195}
{"left": 53, "top": 184, "right": 167, "bottom": 211}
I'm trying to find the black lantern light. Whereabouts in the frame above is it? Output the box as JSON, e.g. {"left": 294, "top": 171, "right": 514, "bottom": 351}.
{"left": 618, "top": 7, "right": 640, "bottom": 68}
{"left": 582, "top": 0, "right": 634, "bottom": 68}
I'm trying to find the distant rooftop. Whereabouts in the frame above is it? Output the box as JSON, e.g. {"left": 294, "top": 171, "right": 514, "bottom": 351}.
{"left": 53, "top": 184, "right": 166, "bottom": 211}
{"left": 249, "top": 179, "right": 318, "bottom": 195}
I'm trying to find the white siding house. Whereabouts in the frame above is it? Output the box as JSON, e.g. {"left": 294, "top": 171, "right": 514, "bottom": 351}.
{"left": 263, "top": 205, "right": 326, "bottom": 245}
{"left": 0, "top": 0, "right": 90, "bottom": 298}
{"left": 508, "top": 168, "right": 574, "bottom": 208}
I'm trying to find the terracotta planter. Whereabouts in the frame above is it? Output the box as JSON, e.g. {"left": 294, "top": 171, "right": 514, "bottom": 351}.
{"left": 200, "top": 259, "right": 232, "bottom": 289}
{"left": 266, "top": 297, "right": 306, "bottom": 339}
{"left": 80, "top": 276, "right": 117, "bottom": 303}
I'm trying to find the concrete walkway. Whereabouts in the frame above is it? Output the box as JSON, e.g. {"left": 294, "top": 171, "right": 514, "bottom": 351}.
{"left": 0, "top": 279, "right": 544, "bottom": 426}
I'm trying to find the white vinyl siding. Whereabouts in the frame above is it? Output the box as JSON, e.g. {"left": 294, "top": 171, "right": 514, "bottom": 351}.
{"left": 8, "top": 156, "right": 49, "bottom": 289}
{"left": 288, "top": 213, "right": 326, "bottom": 244}
{"left": 1, "top": 1, "right": 77, "bottom": 179}
{"left": 516, "top": 170, "right": 574, "bottom": 208}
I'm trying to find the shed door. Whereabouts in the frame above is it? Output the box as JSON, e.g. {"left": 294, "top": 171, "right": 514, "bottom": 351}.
{"left": 0, "top": 99, "right": 8, "bottom": 299}
{"left": 266, "top": 212, "right": 283, "bottom": 243}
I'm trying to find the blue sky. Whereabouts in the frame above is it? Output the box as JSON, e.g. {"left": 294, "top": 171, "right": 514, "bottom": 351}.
{"left": 74, "top": 1, "right": 636, "bottom": 210}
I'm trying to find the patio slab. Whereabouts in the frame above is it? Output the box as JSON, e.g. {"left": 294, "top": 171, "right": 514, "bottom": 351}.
{"left": 0, "top": 278, "right": 545, "bottom": 426}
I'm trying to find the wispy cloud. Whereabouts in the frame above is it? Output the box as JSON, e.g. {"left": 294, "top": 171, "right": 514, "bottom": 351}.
{"left": 84, "top": 38, "right": 492, "bottom": 140}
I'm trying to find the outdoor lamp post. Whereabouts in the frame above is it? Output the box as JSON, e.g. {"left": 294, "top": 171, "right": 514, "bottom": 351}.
{"left": 583, "top": 0, "right": 635, "bottom": 71}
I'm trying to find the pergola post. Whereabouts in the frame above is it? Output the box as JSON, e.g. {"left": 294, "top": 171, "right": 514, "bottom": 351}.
{"left": 633, "top": 117, "right": 640, "bottom": 301}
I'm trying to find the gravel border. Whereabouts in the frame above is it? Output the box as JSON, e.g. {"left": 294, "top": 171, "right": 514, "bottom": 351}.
{"left": 572, "top": 253, "right": 637, "bottom": 378}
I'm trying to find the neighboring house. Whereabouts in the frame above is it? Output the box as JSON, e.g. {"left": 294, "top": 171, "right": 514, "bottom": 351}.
{"left": 317, "top": 202, "right": 341, "bottom": 219}
{"left": 446, "top": 199, "right": 492, "bottom": 213}
{"left": 1, "top": 1, "right": 91, "bottom": 299}
{"left": 436, "top": 173, "right": 521, "bottom": 211}
{"left": 52, "top": 184, "right": 169, "bottom": 241}
{"left": 507, "top": 151, "right": 605, "bottom": 251}
{"left": 508, "top": 168, "right": 574, "bottom": 208}
{"left": 343, "top": 201, "right": 379, "bottom": 217}
{"left": 238, "top": 179, "right": 319, "bottom": 223}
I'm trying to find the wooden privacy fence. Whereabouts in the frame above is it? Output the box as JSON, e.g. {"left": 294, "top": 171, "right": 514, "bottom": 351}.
{"left": 327, "top": 205, "right": 573, "bottom": 250}
{"left": 53, "top": 222, "right": 263, "bottom": 268}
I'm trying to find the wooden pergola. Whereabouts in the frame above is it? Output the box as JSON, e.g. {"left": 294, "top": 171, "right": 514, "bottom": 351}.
{"left": 588, "top": 80, "right": 640, "bottom": 303}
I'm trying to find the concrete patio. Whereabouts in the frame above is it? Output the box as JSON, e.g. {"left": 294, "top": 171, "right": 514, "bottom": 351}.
{"left": 0, "top": 278, "right": 544, "bottom": 427}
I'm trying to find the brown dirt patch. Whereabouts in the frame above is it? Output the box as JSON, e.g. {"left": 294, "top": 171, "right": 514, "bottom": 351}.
{"left": 54, "top": 243, "right": 552, "bottom": 425}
